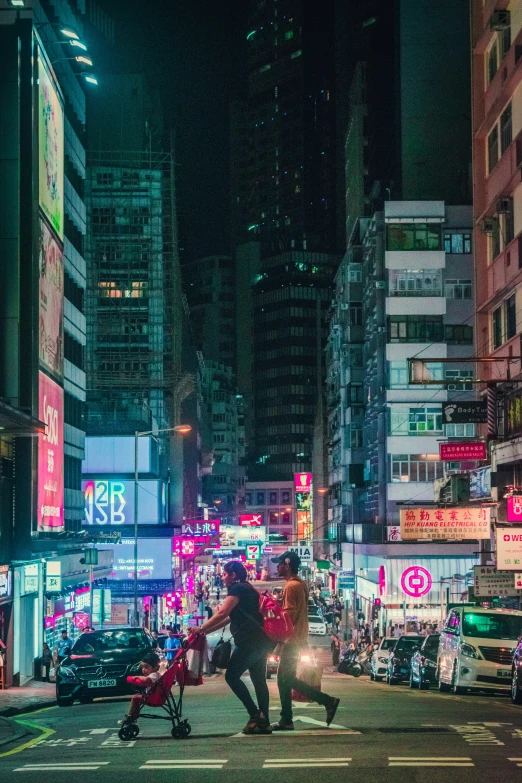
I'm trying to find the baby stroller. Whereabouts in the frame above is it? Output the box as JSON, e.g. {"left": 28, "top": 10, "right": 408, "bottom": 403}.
{"left": 118, "top": 643, "right": 192, "bottom": 742}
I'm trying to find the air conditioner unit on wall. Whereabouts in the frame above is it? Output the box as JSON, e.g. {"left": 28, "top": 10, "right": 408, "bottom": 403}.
{"left": 490, "top": 10, "right": 510, "bottom": 31}
{"left": 497, "top": 198, "right": 511, "bottom": 215}
{"left": 481, "top": 217, "right": 497, "bottom": 234}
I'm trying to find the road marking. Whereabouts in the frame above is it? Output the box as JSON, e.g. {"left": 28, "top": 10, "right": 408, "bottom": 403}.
{"left": 14, "top": 763, "right": 110, "bottom": 772}
{"left": 0, "top": 721, "right": 56, "bottom": 760}
{"left": 231, "top": 728, "right": 357, "bottom": 737}
{"left": 140, "top": 760, "right": 228, "bottom": 770}
{"left": 80, "top": 728, "right": 112, "bottom": 735}
{"left": 389, "top": 757, "right": 474, "bottom": 768}
{"left": 508, "top": 758, "right": 522, "bottom": 766}
{"left": 263, "top": 757, "right": 351, "bottom": 768}
{"left": 451, "top": 724, "right": 505, "bottom": 745}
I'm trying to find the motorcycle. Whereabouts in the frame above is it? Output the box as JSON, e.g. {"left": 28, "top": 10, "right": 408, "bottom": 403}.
{"left": 338, "top": 646, "right": 373, "bottom": 677}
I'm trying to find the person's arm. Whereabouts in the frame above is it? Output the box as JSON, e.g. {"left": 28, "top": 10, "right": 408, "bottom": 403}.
{"left": 282, "top": 582, "right": 300, "bottom": 624}
{"left": 194, "top": 595, "right": 239, "bottom": 636}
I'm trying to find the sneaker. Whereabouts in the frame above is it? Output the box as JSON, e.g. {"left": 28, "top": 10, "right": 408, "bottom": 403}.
{"left": 325, "top": 697, "right": 340, "bottom": 726}
{"left": 253, "top": 714, "right": 272, "bottom": 735}
{"left": 270, "top": 721, "right": 294, "bottom": 731}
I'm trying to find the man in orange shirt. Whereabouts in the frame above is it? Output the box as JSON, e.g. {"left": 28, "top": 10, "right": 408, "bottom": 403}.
{"left": 271, "top": 552, "right": 340, "bottom": 731}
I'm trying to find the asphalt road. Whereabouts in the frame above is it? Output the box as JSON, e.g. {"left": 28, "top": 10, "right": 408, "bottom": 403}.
{"left": 3, "top": 650, "right": 522, "bottom": 781}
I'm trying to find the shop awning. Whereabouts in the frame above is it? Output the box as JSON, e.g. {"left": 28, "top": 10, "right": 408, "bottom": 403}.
{"left": 0, "top": 399, "right": 45, "bottom": 436}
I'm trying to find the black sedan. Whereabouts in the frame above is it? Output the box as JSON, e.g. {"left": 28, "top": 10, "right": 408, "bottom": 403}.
{"left": 56, "top": 627, "right": 154, "bottom": 706}
{"left": 387, "top": 635, "right": 424, "bottom": 684}
{"left": 409, "top": 633, "right": 440, "bottom": 690}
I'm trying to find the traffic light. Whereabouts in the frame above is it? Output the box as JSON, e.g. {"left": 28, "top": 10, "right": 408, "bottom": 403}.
{"left": 372, "top": 598, "right": 382, "bottom": 621}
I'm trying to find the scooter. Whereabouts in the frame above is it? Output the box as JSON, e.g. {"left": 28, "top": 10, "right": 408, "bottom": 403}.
{"left": 338, "top": 646, "right": 373, "bottom": 677}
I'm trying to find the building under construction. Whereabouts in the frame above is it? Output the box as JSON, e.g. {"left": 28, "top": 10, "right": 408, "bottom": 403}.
{"left": 85, "top": 149, "right": 183, "bottom": 435}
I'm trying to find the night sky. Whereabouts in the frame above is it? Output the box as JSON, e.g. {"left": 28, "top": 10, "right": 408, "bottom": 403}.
{"left": 92, "top": 0, "right": 247, "bottom": 261}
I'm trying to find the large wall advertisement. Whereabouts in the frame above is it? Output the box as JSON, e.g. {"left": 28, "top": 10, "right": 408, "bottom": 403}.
{"left": 39, "top": 219, "right": 63, "bottom": 377}
{"left": 38, "top": 55, "right": 64, "bottom": 239}
{"left": 82, "top": 479, "right": 165, "bottom": 525}
{"left": 98, "top": 539, "right": 173, "bottom": 580}
{"left": 38, "top": 372, "right": 64, "bottom": 531}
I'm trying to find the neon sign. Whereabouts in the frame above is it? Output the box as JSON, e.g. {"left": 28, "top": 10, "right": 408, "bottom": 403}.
{"left": 400, "top": 566, "right": 432, "bottom": 598}
{"left": 84, "top": 479, "right": 126, "bottom": 524}
{"left": 294, "top": 472, "right": 312, "bottom": 492}
{"left": 240, "top": 514, "right": 263, "bottom": 527}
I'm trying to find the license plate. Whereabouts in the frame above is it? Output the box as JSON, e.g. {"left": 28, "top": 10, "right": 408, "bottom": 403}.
{"left": 497, "top": 670, "right": 511, "bottom": 679}
{"left": 87, "top": 678, "right": 117, "bottom": 688}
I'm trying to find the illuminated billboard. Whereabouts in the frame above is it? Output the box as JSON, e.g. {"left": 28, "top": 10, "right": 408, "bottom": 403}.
{"left": 38, "top": 372, "right": 64, "bottom": 531}
{"left": 294, "top": 473, "right": 312, "bottom": 492}
{"left": 39, "top": 219, "right": 63, "bottom": 377}
{"left": 240, "top": 514, "right": 263, "bottom": 527}
{"left": 38, "top": 55, "right": 64, "bottom": 239}
{"left": 98, "top": 538, "right": 173, "bottom": 580}
{"left": 82, "top": 479, "right": 165, "bottom": 525}
{"left": 399, "top": 507, "right": 490, "bottom": 540}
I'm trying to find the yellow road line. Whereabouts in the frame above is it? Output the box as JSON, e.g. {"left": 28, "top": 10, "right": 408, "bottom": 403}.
{"left": 0, "top": 720, "right": 56, "bottom": 759}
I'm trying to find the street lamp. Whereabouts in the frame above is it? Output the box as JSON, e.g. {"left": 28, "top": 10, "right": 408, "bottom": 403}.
{"left": 133, "top": 426, "right": 191, "bottom": 626}
{"left": 50, "top": 55, "right": 93, "bottom": 67}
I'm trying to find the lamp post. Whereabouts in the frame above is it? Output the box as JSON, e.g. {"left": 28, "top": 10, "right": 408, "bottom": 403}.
{"left": 133, "top": 425, "right": 191, "bottom": 626}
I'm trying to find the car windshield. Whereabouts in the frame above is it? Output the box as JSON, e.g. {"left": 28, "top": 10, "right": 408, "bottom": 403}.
{"left": 71, "top": 629, "right": 150, "bottom": 654}
{"left": 395, "top": 637, "right": 423, "bottom": 652}
{"left": 308, "top": 616, "right": 323, "bottom": 623}
{"left": 380, "top": 639, "right": 396, "bottom": 650}
{"left": 462, "top": 612, "right": 522, "bottom": 640}
{"left": 422, "top": 634, "right": 440, "bottom": 652}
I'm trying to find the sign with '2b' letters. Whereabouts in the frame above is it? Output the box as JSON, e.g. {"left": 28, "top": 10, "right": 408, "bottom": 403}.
{"left": 288, "top": 545, "right": 312, "bottom": 562}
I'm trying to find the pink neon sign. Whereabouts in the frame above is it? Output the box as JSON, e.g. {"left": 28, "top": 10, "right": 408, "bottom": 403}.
{"left": 400, "top": 566, "right": 432, "bottom": 598}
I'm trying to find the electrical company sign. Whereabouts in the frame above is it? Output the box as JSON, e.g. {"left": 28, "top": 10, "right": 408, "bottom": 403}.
{"left": 496, "top": 528, "right": 522, "bottom": 571}
{"left": 400, "top": 507, "right": 490, "bottom": 540}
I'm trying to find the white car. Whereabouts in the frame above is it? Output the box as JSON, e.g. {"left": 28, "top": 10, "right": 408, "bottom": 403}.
{"left": 370, "top": 637, "right": 397, "bottom": 681}
{"left": 438, "top": 606, "right": 522, "bottom": 694}
{"left": 308, "top": 615, "right": 327, "bottom": 636}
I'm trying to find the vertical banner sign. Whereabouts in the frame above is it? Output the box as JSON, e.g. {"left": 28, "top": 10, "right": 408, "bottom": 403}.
{"left": 38, "top": 372, "right": 64, "bottom": 531}
{"left": 39, "top": 220, "right": 64, "bottom": 377}
{"left": 487, "top": 383, "right": 497, "bottom": 440}
{"left": 38, "top": 56, "right": 64, "bottom": 239}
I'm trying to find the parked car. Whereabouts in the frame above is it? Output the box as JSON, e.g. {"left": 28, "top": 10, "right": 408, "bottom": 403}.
{"left": 56, "top": 627, "right": 154, "bottom": 706}
{"left": 387, "top": 635, "right": 424, "bottom": 684}
{"left": 409, "top": 634, "right": 440, "bottom": 689}
{"left": 308, "top": 614, "right": 327, "bottom": 636}
{"left": 438, "top": 607, "right": 522, "bottom": 695}
{"left": 370, "top": 637, "right": 397, "bottom": 682}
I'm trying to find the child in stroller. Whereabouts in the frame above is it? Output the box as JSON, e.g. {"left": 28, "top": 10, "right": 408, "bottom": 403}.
{"left": 121, "top": 652, "right": 162, "bottom": 726}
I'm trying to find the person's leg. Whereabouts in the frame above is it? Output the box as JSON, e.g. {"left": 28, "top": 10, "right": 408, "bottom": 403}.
{"left": 248, "top": 650, "right": 271, "bottom": 719}
{"left": 225, "top": 646, "right": 260, "bottom": 718}
{"left": 276, "top": 643, "right": 299, "bottom": 726}
{"left": 127, "top": 694, "right": 144, "bottom": 721}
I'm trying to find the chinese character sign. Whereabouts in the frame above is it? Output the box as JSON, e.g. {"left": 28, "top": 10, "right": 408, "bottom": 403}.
{"left": 439, "top": 442, "right": 486, "bottom": 460}
{"left": 496, "top": 528, "right": 522, "bottom": 571}
{"left": 473, "top": 565, "right": 522, "bottom": 596}
{"left": 294, "top": 473, "right": 312, "bottom": 492}
{"left": 182, "top": 521, "right": 220, "bottom": 537}
{"left": 400, "top": 507, "right": 490, "bottom": 540}
{"left": 38, "top": 372, "right": 64, "bottom": 531}
{"left": 507, "top": 496, "right": 522, "bottom": 523}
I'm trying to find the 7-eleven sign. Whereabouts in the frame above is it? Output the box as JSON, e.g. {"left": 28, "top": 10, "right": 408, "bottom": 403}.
{"left": 246, "top": 544, "right": 261, "bottom": 560}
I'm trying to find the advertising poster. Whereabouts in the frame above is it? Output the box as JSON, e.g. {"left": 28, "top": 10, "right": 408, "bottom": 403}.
{"left": 473, "top": 566, "right": 522, "bottom": 597}
{"left": 38, "top": 55, "right": 64, "bottom": 239}
{"left": 399, "top": 507, "right": 490, "bottom": 540}
{"left": 294, "top": 472, "right": 312, "bottom": 492}
{"left": 82, "top": 479, "right": 164, "bottom": 525}
{"left": 39, "top": 219, "right": 63, "bottom": 377}
{"left": 496, "top": 528, "right": 522, "bottom": 571}
{"left": 469, "top": 466, "right": 492, "bottom": 500}
{"left": 38, "top": 372, "right": 64, "bottom": 531}
{"left": 98, "top": 539, "right": 173, "bottom": 580}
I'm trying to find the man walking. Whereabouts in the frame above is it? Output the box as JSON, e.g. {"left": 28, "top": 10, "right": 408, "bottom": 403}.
{"left": 57, "top": 630, "right": 73, "bottom": 663}
{"left": 271, "top": 552, "right": 340, "bottom": 731}
{"left": 164, "top": 628, "right": 181, "bottom": 665}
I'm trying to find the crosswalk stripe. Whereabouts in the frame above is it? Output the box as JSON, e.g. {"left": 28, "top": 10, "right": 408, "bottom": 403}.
{"left": 15, "top": 767, "right": 106, "bottom": 772}
{"left": 263, "top": 763, "right": 350, "bottom": 768}
{"left": 264, "top": 758, "right": 351, "bottom": 762}
{"left": 389, "top": 757, "right": 472, "bottom": 761}
{"left": 140, "top": 765, "right": 225, "bottom": 770}
{"left": 389, "top": 763, "right": 474, "bottom": 767}
{"left": 144, "top": 760, "right": 228, "bottom": 764}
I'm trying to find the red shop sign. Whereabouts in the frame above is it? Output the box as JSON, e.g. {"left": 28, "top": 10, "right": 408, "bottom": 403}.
{"left": 507, "top": 495, "right": 522, "bottom": 523}
{"left": 439, "top": 442, "right": 486, "bottom": 461}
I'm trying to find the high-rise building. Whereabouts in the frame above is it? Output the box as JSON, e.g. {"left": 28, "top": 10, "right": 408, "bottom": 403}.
{"left": 232, "top": 0, "right": 342, "bottom": 480}
{"left": 471, "top": 2, "right": 522, "bottom": 516}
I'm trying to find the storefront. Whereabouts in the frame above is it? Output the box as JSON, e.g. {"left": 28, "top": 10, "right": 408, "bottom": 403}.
{"left": 0, "top": 565, "right": 13, "bottom": 687}
{"left": 13, "top": 562, "right": 43, "bottom": 686}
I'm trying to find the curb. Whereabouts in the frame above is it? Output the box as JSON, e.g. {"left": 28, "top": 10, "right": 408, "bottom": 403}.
{"left": 0, "top": 717, "right": 29, "bottom": 748}
{"left": 0, "top": 700, "right": 57, "bottom": 719}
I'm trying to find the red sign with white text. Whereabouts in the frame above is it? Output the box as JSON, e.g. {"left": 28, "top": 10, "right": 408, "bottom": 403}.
{"left": 439, "top": 442, "right": 486, "bottom": 461}
{"left": 240, "top": 514, "right": 263, "bottom": 527}
{"left": 38, "top": 371, "right": 64, "bottom": 531}
{"left": 507, "top": 496, "right": 522, "bottom": 523}
{"left": 294, "top": 472, "right": 312, "bottom": 492}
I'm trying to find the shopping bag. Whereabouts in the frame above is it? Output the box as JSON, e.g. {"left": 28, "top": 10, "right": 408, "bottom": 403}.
{"left": 292, "top": 661, "right": 323, "bottom": 702}
{"left": 211, "top": 636, "right": 232, "bottom": 669}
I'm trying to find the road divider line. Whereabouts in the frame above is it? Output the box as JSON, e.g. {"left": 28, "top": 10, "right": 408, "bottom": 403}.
{"left": 140, "top": 765, "right": 225, "bottom": 770}
{"left": 143, "top": 759, "right": 228, "bottom": 763}
{"left": 389, "top": 757, "right": 472, "bottom": 761}
{"left": 264, "top": 758, "right": 352, "bottom": 762}
{"left": 263, "top": 763, "right": 350, "bottom": 768}
{"left": 389, "top": 763, "right": 474, "bottom": 767}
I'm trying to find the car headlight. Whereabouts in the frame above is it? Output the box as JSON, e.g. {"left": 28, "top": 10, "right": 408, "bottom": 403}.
{"left": 58, "top": 666, "right": 77, "bottom": 681}
{"left": 300, "top": 654, "right": 312, "bottom": 663}
{"left": 460, "top": 643, "right": 480, "bottom": 659}
{"left": 378, "top": 656, "right": 388, "bottom": 663}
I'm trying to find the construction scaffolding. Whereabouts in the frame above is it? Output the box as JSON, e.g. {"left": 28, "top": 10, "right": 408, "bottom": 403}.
{"left": 85, "top": 149, "right": 183, "bottom": 431}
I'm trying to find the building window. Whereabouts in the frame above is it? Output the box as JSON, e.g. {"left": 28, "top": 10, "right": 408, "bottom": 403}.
{"left": 488, "top": 38, "right": 499, "bottom": 82}
{"left": 390, "top": 407, "right": 442, "bottom": 436}
{"left": 347, "top": 265, "right": 362, "bottom": 282}
{"left": 488, "top": 125, "right": 499, "bottom": 173}
{"left": 256, "top": 491, "right": 265, "bottom": 505}
{"left": 445, "top": 369, "right": 473, "bottom": 390}
{"left": 501, "top": 103, "right": 512, "bottom": 155}
{"left": 349, "top": 384, "right": 364, "bottom": 403}
{"left": 389, "top": 361, "right": 442, "bottom": 388}
{"left": 350, "top": 427, "right": 363, "bottom": 448}
{"left": 269, "top": 491, "right": 278, "bottom": 504}
{"left": 444, "top": 233, "right": 472, "bottom": 254}
{"left": 501, "top": 24, "right": 511, "bottom": 58}
{"left": 389, "top": 269, "right": 442, "bottom": 296}
{"left": 285, "top": 30, "right": 294, "bottom": 40}
{"left": 390, "top": 453, "right": 443, "bottom": 483}
{"left": 506, "top": 293, "right": 517, "bottom": 339}
{"left": 388, "top": 315, "right": 443, "bottom": 343}
{"left": 386, "top": 223, "right": 442, "bottom": 251}
{"left": 281, "top": 490, "right": 291, "bottom": 504}
{"left": 444, "top": 423, "right": 475, "bottom": 438}
{"left": 445, "top": 279, "right": 472, "bottom": 299}
{"left": 493, "top": 306, "right": 503, "bottom": 349}
{"left": 444, "top": 324, "right": 473, "bottom": 344}
{"left": 349, "top": 303, "right": 362, "bottom": 325}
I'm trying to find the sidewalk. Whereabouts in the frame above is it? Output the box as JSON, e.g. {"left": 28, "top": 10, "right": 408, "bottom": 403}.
{"left": 0, "top": 681, "right": 56, "bottom": 718}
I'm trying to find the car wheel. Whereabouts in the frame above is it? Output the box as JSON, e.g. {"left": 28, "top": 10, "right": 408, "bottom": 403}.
{"left": 56, "top": 694, "right": 74, "bottom": 707}
{"left": 388, "top": 675, "right": 398, "bottom": 685}
{"left": 370, "top": 671, "right": 375, "bottom": 681}
{"left": 512, "top": 668, "right": 522, "bottom": 704}
{"left": 438, "top": 667, "right": 451, "bottom": 692}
